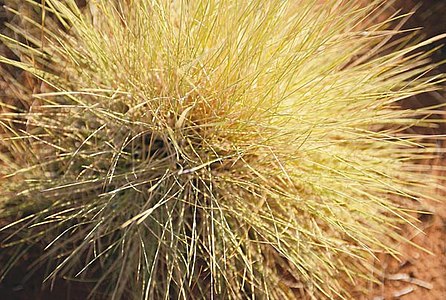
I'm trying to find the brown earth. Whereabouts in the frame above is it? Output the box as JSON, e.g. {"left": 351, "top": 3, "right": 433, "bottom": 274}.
{"left": 366, "top": 157, "right": 446, "bottom": 300}
{"left": 365, "top": 1, "right": 446, "bottom": 300}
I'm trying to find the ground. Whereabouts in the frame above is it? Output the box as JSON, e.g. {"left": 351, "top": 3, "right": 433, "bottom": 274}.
{"left": 366, "top": 1, "right": 446, "bottom": 299}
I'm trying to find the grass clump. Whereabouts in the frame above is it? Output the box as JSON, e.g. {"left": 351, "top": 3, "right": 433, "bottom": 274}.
{"left": 0, "top": 0, "right": 444, "bottom": 299}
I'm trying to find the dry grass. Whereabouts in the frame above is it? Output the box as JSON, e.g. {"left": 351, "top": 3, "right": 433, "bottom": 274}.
{"left": 0, "top": 0, "right": 445, "bottom": 299}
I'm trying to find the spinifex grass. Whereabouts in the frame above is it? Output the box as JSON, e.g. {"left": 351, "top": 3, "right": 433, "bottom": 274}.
{"left": 0, "top": 0, "right": 445, "bottom": 299}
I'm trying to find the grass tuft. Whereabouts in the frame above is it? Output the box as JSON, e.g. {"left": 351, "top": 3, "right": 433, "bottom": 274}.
{"left": 0, "top": 0, "right": 445, "bottom": 299}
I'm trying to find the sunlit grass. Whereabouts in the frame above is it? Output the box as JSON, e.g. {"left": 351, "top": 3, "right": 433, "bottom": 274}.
{"left": 0, "top": 0, "right": 445, "bottom": 299}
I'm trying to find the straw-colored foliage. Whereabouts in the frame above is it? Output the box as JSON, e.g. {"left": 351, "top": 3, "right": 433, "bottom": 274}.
{"left": 0, "top": 0, "right": 444, "bottom": 299}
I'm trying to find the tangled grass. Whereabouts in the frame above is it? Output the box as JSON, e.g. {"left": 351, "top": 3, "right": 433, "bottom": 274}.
{"left": 0, "top": 0, "right": 445, "bottom": 299}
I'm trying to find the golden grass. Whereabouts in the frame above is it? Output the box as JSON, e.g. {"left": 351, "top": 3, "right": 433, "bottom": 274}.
{"left": 0, "top": 0, "right": 445, "bottom": 299}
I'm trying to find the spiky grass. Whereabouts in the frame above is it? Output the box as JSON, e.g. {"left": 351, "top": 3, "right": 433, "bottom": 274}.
{"left": 0, "top": 0, "right": 445, "bottom": 299}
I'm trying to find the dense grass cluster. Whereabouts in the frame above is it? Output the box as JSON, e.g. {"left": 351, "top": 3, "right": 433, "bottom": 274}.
{"left": 0, "top": 0, "right": 444, "bottom": 299}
